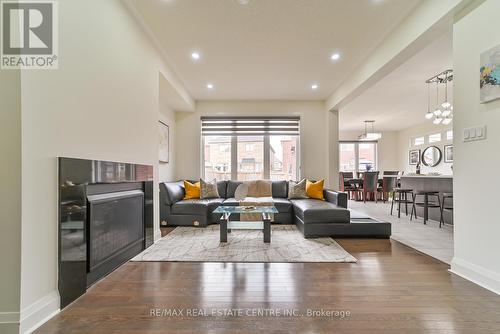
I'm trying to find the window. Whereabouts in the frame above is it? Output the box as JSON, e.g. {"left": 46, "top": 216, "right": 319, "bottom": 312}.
{"left": 270, "top": 136, "right": 299, "bottom": 181}
{"left": 428, "top": 133, "right": 442, "bottom": 143}
{"left": 219, "top": 144, "right": 230, "bottom": 153}
{"left": 339, "top": 141, "right": 377, "bottom": 173}
{"left": 238, "top": 137, "right": 264, "bottom": 180}
{"left": 203, "top": 136, "right": 232, "bottom": 181}
{"left": 446, "top": 130, "right": 453, "bottom": 140}
{"left": 358, "top": 142, "right": 377, "bottom": 171}
{"left": 201, "top": 117, "right": 300, "bottom": 181}
{"left": 339, "top": 143, "right": 356, "bottom": 172}
{"left": 413, "top": 136, "right": 425, "bottom": 146}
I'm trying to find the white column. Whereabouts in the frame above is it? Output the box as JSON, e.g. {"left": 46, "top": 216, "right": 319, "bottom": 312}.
{"left": 327, "top": 109, "right": 340, "bottom": 190}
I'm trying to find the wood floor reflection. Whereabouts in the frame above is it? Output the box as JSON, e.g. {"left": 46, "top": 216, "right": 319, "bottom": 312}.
{"left": 36, "top": 236, "right": 500, "bottom": 334}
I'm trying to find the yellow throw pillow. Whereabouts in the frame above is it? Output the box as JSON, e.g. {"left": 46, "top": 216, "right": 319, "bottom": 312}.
{"left": 306, "top": 179, "right": 325, "bottom": 200}
{"left": 183, "top": 180, "right": 200, "bottom": 200}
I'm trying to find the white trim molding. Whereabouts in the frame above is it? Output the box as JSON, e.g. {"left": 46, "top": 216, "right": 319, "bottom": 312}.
{"left": 0, "top": 311, "right": 20, "bottom": 324}
{"left": 450, "top": 257, "right": 500, "bottom": 296}
{"left": 154, "top": 228, "right": 162, "bottom": 243}
{"left": 19, "top": 291, "right": 60, "bottom": 334}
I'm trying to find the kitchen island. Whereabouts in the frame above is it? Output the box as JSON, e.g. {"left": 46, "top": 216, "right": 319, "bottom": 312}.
{"left": 400, "top": 175, "right": 453, "bottom": 225}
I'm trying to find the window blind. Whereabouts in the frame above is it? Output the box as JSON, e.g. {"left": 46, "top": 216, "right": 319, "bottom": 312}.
{"left": 201, "top": 116, "right": 300, "bottom": 136}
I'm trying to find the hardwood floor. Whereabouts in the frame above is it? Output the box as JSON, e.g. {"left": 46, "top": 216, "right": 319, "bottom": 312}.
{"left": 36, "top": 234, "right": 500, "bottom": 334}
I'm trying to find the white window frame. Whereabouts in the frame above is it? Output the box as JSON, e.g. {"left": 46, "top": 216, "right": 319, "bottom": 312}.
{"left": 339, "top": 141, "right": 378, "bottom": 174}
{"left": 428, "top": 132, "right": 442, "bottom": 143}
{"left": 201, "top": 132, "right": 301, "bottom": 181}
{"left": 410, "top": 128, "right": 453, "bottom": 149}
{"left": 413, "top": 136, "right": 425, "bottom": 146}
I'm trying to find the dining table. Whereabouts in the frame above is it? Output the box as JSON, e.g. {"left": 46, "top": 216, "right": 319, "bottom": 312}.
{"left": 344, "top": 175, "right": 400, "bottom": 201}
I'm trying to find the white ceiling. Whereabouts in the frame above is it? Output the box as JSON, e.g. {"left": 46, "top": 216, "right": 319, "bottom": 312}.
{"left": 132, "top": 0, "right": 421, "bottom": 100}
{"left": 340, "top": 30, "right": 453, "bottom": 132}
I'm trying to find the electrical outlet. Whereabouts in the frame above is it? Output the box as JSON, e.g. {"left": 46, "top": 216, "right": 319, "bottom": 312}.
{"left": 463, "top": 125, "right": 487, "bottom": 142}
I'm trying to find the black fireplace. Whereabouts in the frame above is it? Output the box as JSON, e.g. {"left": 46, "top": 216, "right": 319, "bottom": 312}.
{"left": 58, "top": 157, "right": 154, "bottom": 308}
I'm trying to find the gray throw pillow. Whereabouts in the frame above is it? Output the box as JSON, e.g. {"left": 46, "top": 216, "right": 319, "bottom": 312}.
{"left": 200, "top": 178, "right": 220, "bottom": 199}
{"left": 288, "top": 179, "right": 308, "bottom": 199}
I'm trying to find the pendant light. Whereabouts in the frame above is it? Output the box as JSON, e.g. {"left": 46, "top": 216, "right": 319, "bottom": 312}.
{"left": 424, "top": 70, "right": 454, "bottom": 125}
{"left": 441, "top": 71, "right": 452, "bottom": 116}
{"left": 358, "top": 120, "right": 382, "bottom": 141}
{"left": 433, "top": 80, "right": 442, "bottom": 116}
{"left": 425, "top": 82, "right": 434, "bottom": 119}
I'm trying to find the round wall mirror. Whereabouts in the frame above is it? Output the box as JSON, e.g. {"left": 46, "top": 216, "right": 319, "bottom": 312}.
{"left": 422, "top": 146, "right": 442, "bottom": 167}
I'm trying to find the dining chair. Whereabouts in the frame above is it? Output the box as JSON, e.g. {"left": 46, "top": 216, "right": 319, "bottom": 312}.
{"left": 339, "top": 172, "right": 355, "bottom": 200}
{"left": 359, "top": 171, "right": 380, "bottom": 203}
{"left": 379, "top": 176, "right": 397, "bottom": 203}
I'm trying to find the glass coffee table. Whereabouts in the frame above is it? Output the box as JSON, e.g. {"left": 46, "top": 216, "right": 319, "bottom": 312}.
{"left": 213, "top": 206, "right": 278, "bottom": 243}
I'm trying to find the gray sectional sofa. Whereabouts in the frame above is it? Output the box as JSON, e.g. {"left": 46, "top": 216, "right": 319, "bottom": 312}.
{"left": 159, "top": 180, "right": 390, "bottom": 238}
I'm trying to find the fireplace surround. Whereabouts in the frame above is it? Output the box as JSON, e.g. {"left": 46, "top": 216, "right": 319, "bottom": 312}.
{"left": 58, "top": 157, "right": 153, "bottom": 308}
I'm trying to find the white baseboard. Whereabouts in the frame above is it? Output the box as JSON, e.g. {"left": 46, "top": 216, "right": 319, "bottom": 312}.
{"left": 19, "top": 291, "right": 60, "bottom": 334}
{"left": 0, "top": 311, "right": 20, "bottom": 324}
{"left": 154, "top": 228, "right": 162, "bottom": 243}
{"left": 450, "top": 257, "right": 500, "bottom": 295}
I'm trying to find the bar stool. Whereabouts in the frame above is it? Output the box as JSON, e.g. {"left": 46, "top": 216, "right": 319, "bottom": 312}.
{"left": 440, "top": 193, "right": 453, "bottom": 228}
{"left": 410, "top": 191, "right": 441, "bottom": 224}
{"left": 390, "top": 188, "right": 413, "bottom": 218}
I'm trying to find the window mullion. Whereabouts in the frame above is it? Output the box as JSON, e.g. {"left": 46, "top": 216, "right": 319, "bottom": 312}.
{"left": 231, "top": 136, "right": 237, "bottom": 180}
{"left": 263, "top": 135, "right": 270, "bottom": 179}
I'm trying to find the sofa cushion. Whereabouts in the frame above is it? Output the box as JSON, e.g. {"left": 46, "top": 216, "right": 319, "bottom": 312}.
{"left": 161, "top": 181, "right": 185, "bottom": 205}
{"left": 226, "top": 181, "right": 243, "bottom": 198}
{"left": 183, "top": 180, "right": 200, "bottom": 200}
{"left": 291, "top": 199, "right": 350, "bottom": 223}
{"left": 217, "top": 181, "right": 228, "bottom": 198}
{"left": 306, "top": 179, "right": 325, "bottom": 200}
{"left": 288, "top": 179, "right": 308, "bottom": 199}
{"left": 272, "top": 180, "right": 288, "bottom": 198}
{"left": 222, "top": 198, "right": 239, "bottom": 206}
{"left": 200, "top": 178, "right": 220, "bottom": 199}
{"left": 272, "top": 198, "right": 293, "bottom": 213}
{"left": 171, "top": 198, "right": 224, "bottom": 215}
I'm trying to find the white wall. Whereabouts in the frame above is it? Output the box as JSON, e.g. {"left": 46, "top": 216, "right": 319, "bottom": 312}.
{"left": 175, "top": 101, "right": 334, "bottom": 186}
{"left": 396, "top": 122, "right": 453, "bottom": 175}
{"left": 159, "top": 100, "right": 176, "bottom": 182}
{"left": 339, "top": 130, "right": 399, "bottom": 172}
{"left": 0, "top": 70, "right": 22, "bottom": 334}
{"left": 451, "top": 0, "right": 500, "bottom": 294}
{"left": 18, "top": 0, "right": 185, "bottom": 331}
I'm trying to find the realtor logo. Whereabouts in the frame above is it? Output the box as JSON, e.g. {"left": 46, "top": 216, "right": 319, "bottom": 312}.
{"left": 1, "top": 0, "right": 58, "bottom": 69}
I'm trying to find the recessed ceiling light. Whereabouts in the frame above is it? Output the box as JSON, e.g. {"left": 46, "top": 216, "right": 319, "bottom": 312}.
{"left": 330, "top": 53, "right": 341, "bottom": 61}
{"left": 311, "top": 84, "right": 319, "bottom": 90}
{"left": 191, "top": 52, "right": 200, "bottom": 60}
{"left": 206, "top": 83, "right": 214, "bottom": 89}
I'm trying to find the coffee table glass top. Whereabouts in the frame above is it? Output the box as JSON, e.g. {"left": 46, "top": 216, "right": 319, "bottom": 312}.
{"left": 213, "top": 206, "right": 278, "bottom": 214}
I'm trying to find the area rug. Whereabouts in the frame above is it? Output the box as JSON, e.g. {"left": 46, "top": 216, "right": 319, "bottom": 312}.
{"left": 132, "top": 225, "right": 357, "bottom": 263}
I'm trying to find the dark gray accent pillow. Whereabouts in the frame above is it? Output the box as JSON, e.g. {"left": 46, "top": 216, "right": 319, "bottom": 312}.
{"left": 217, "top": 180, "right": 228, "bottom": 198}
{"left": 287, "top": 179, "right": 308, "bottom": 199}
{"left": 226, "top": 180, "right": 243, "bottom": 198}
{"left": 272, "top": 180, "right": 288, "bottom": 198}
{"left": 200, "top": 178, "right": 220, "bottom": 199}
